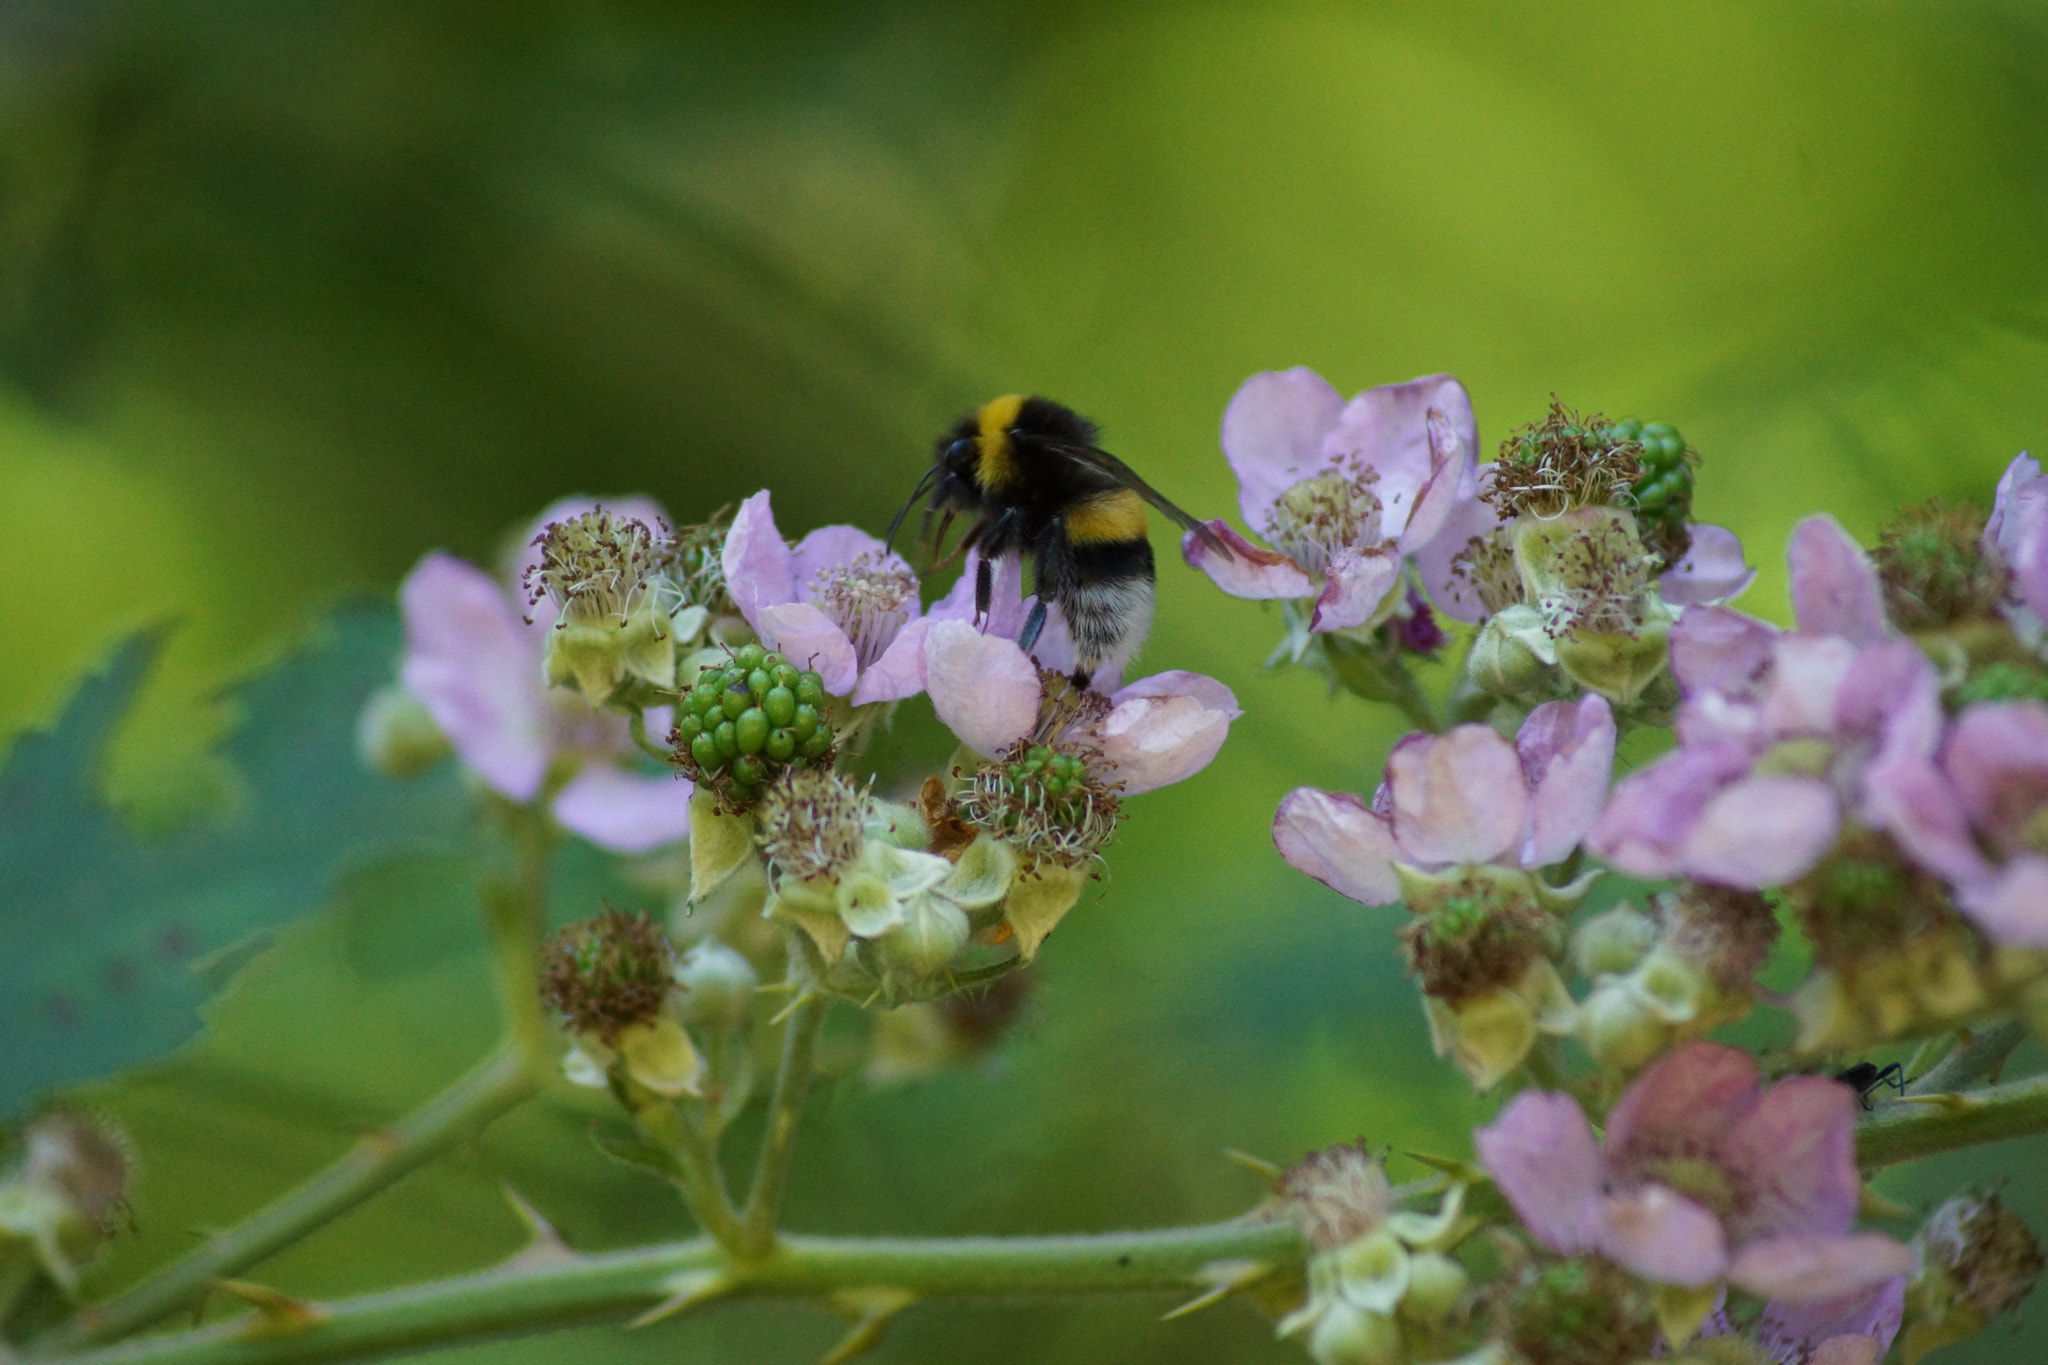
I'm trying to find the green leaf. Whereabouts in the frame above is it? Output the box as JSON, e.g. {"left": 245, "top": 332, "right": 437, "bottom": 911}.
{"left": 0, "top": 605, "right": 471, "bottom": 1117}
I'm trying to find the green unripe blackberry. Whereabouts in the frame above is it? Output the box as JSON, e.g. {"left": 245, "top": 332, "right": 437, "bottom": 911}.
{"left": 795, "top": 673, "right": 825, "bottom": 708}
{"left": 731, "top": 754, "right": 766, "bottom": 789}
{"left": 792, "top": 703, "right": 820, "bottom": 738}
{"left": 736, "top": 707, "right": 770, "bottom": 754}
{"left": 747, "top": 668, "right": 772, "bottom": 697}
{"left": 771, "top": 663, "right": 799, "bottom": 689}
{"left": 720, "top": 684, "right": 750, "bottom": 721}
{"left": 800, "top": 730, "right": 832, "bottom": 760}
{"left": 732, "top": 642, "right": 766, "bottom": 672}
{"left": 667, "top": 649, "right": 840, "bottom": 806}
{"left": 713, "top": 720, "right": 739, "bottom": 762}
{"left": 765, "top": 728, "right": 797, "bottom": 762}
{"left": 676, "top": 712, "right": 704, "bottom": 741}
{"left": 764, "top": 686, "right": 797, "bottom": 727}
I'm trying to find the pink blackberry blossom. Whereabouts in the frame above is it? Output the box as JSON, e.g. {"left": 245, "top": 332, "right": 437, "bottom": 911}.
{"left": 720, "top": 490, "right": 923, "bottom": 699}
{"left": 1752, "top": 1275, "right": 1905, "bottom": 1365}
{"left": 1985, "top": 451, "right": 2048, "bottom": 633}
{"left": 400, "top": 551, "right": 692, "bottom": 853}
{"left": 1474, "top": 1043, "right": 1912, "bottom": 1297}
{"left": 1868, "top": 700, "right": 2048, "bottom": 945}
{"left": 1273, "top": 694, "right": 1615, "bottom": 906}
{"left": 1181, "top": 367, "right": 1478, "bottom": 632}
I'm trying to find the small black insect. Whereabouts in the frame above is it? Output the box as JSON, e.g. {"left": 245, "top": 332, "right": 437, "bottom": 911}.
{"left": 1833, "top": 1061, "right": 1908, "bottom": 1111}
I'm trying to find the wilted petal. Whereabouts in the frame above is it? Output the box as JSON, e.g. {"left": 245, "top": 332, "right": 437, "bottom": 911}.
{"left": 1395, "top": 404, "right": 1477, "bottom": 551}
{"left": 1605, "top": 1043, "right": 1761, "bottom": 1160}
{"left": 1387, "top": 726, "right": 1528, "bottom": 865}
{"left": 1515, "top": 694, "right": 1617, "bottom": 866}
{"left": 400, "top": 552, "right": 551, "bottom": 801}
{"left": 1587, "top": 742, "right": 1753, "bottom": 879}
{"left": 1412, "top": 487, "right": 1501, "bottom": 625}
{"left": 924, "top": 620, "right": 1040, "bottom": 755}
{"left": 722, "top": 490, "right": 796, "bottom": 626}
{"left": 1758, "top": 1275, "right": 1905, "bottom": 1363}
{"left": 755, "top": 601, "right": 859, "bottom": 696}
{"left": 1180, "top": 520, "right": 1317, "bottom": 599}
{"left": 1729, "top": 1235, "right": 1913, "bottom": 1304}
{"left": 1682, "top": 774, "right": 1839, "bottom": 888}
{"left": 1659, "top": 524, "right": 1756, "bottom": 606}
{"left": 1309, "top": 544, "right": 1400, "bottom": 632}
{"left": 1668, "top": 605, "right": 1777, "bottom": 698}
{"left": 1721, "top": 1074, "right": 1859, "bottom": 1241}
{"left": 1473, "top": 1092, "right": 1604, "bottom": 1257}
{"left": 550, "top": 764, "right": 695, "bottom": 853}
{"left": 1959, "top": 856, "right": 2048, "bottom": 946}
{"left": 1788, "top": 515, "right": 1886, "bottom": 644}
{"left": 1220, "top": 367, "right": 1347, "bottom": 527}
{"left": 1095, "top": 672, "right": 1239, "bottom": 795}
{"left": 1273, "top": 788, "right": 1402, "bottom": 906}
{"left": 1597, "top": 1184, "right": 1729, "bottom": 1287}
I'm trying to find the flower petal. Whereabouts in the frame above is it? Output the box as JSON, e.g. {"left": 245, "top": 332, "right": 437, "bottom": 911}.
{"left": 399, "top": 552, "right": 551, "bottom": 801}
{"left": 1588, "top": 742, "right": 1753, "bottom": 879}
{"left": 1728, "top": 1235, "right": 1914, "bottom": 1304}
{"left": 755, "top": 601, "right": 860, "bottom": 696}
{"left": 1094, "top": 672, "right": 1240, "bottom": 795}
{"left": 1659, "top": 524, "right": 1756, "bottom": 606}
{"left": 1596, "top": 1183, "right": 1730, "bottom": 1287}
{"left": 1757, "top": 1275, "right": 1905, "bottom": 1362}
{"left": 1220, "top": 367, "right": 1346, "bottom": 527}
{"left": 1273, "top": 788, "right": 1402, "bottom": 906}
{"left": 1308, "top": 544, "right": 1401, "bottom": 632}
{"left": 1396, "top": 402, "right": 1479, "bottom": 552}
{"left": 549, "top": 763, "right": 696, "bottom": 853}
{"left": 1720, "top": 1074, "right": 1859, "bottom": 1241}
{"left": 1515, "top": 694, "right": 1616, "bottom": 866}
{"left": 1959, "top": 855, "right": 2048, "bottom": 946}
{"left": 1388, "top": 725, "right": 1530, "bottom": 866}
{"left": 1180, "top": 520, "right": 1316, "bottom": 599}
{"left": 721, "top": 489, "right": 796, "bottom": 627}
{"left": 1668, "top": 605, "right": 1777, "bottom": 698}
{"left": 924, "top": 619, "right": 1040, "bottom": 755}
{"left": 1605, "top": 1042, "right": 1761, "bottom": 1161}
{"left": 1681, "top": 774, "right": 1840, "bottom": 888}
{"left": 1942, "top": 700, "right": 2048, "bottom": 839}
{"left": 1412, "top": 485, "right": 1501, "bottom": 625}
{"left": 790, "top": 524, "right": 896, "bottom": 594}
{"left": 851, "top": 616, "right": 934, "bottom": 706}
{"left": 1473, "top": 1092, "right": 1605, "bottom": 1257}
{"left": 1322, "top": 374, "right": 1474, "bottom": 536}
{"left": 1862, "top": 755, "right": 1991, "bottom": 888}
{"left": 1788, "top": 515, "right": 1886, "bottom": 643}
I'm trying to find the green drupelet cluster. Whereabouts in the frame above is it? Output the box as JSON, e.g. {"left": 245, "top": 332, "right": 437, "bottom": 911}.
{"left": 671, "top": 643, "right": 835, "bottom": 804}
{"left": 999, "top": 746, "right": 1090, "bottom": 817}
{"left": 1606, "top": 418, "right": 1695, "bottom": 569}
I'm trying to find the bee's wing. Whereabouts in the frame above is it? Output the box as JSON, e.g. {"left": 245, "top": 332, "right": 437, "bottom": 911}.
{"left": 1042, "top": 442, "right": 1236, "bottom": 558}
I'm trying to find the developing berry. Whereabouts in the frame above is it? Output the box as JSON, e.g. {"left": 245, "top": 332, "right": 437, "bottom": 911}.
{"left": 666, "top": 647, "right": 838, "bottom": 807}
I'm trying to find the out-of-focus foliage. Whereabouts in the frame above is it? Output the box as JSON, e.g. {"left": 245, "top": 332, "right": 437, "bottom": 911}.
{"left": 9, "top": 2, "right": 2048, "bottom": 1362}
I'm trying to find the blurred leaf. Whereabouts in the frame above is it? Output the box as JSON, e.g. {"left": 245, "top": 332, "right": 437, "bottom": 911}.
{"left": 0, "top": 604, "right": 470, "bottom": 1116}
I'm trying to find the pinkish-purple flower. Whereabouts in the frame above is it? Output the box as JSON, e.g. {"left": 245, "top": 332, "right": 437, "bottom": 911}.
{"left": 1272, "top": 694, "right": 1616, "bottom": 906}
{"left": 1588, "top": 517, "right": 1942, "bottom": 889}
{"left": 1986, "top": 451, "right": 2048, "bottom": 636}
{"left": 1474, "top": 1043, "right": 1913, "bottom": 1298}
{"left": 721, "top": 490, "right": 923, "bottom": 700}
{"left": 400, "top": 521, "right": 693, "bottom": 854}
{"left": 1180, "top": 368, "right": 1479, "bottom": 632}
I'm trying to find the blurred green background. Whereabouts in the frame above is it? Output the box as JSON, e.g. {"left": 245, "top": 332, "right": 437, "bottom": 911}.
{"left": 9, "top": 1, "right": 2048, "bottom": 1361}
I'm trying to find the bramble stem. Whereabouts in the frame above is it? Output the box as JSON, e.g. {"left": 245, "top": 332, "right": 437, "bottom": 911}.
{"left": 37, "top": 807, "right": 559, "bottom": 1352}
{"left": 1856, "top": 1070, "right": 2048, "bottom": 1170}
{"left": 31, "top": 1222, "right": 1307, "bottom": 1365}
{"left": 626, "top": 1095, "right": 745, "bottom": 1253}
{"left": 739, "top": 993, "right": 828, "bottom": 1257}
{"left": 1910, "top": 1019, "right": 2027, "bottom": 1096}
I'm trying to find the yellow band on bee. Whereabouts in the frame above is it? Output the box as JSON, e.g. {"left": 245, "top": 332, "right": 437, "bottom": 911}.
{"left": 1066, "top": 489, "right": 1148, "bottom": 544}
{"left": 975, "top": 394, "right": 1026, "bottom": 490}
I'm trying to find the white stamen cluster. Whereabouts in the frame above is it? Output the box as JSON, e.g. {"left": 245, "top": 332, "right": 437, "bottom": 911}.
{"left": 524, "top": 508, "right": 671, "bottom": 626}
{"left": 811, "top": 552, "right": 916, "bottom": 669}
{"left": 759, "top": 767, "right": 871, "bottom": 883}
{"left": 1534, "top": 518, "right": 1659, "bottom": 639}
{"left": 1261, "top": 459, "right": 1385, "bottom": 579}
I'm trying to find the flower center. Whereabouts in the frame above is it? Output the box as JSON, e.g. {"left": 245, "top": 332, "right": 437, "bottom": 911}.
{"left": 1262, "top": 464, "right": 1384, "bottom": 578}
{"left": 811, "top": 553, "right": 916, "bottom": 670}
{"left": 525, "top": 509, "right": 669, "bottom": 626}
{"left": 759, "top": 767, "right": 870, "bottom": 883}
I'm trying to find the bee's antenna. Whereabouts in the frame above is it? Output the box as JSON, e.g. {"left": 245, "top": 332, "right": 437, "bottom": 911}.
{"left": 885, "top": 466, "right": 939, "bottom": 555}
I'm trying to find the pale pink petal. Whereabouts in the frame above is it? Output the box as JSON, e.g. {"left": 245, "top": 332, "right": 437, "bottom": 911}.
{"left": 1606, "top": 1043, "right": 1761, "bottom": 1161}
{"left": 1840, "top": 640, "right": 1944, "bottom": 773}
{"left": 1996, "top": 463, "right": 2048, "bottom": 623}
{"left": 550, "top": 764, "right": 695, "bottom": 853}
{"left": 1393, "top": 404, "right": 1477, "bottom": 552}
{"left": 1094, "top": 686, "right": 1237, "bottom": 795}
{"left": 1943, "top": 701, "right": 2048, "bottom": 836}
{"left": 1985, "top": 451, "right": 2042, "bottom": 553}
{"left": 790, "top": 524, "right": 893, "bottom": 594}
{"left": 1862, "top": 755, "right": 1991, "bottom": 887}
{"left": 1322, "top": 374, "right": 1474, "bottom": 528}
{"left": 1668, "top": 605, "right": 1777, "bottom": 698}
{"left": 1308, "top": 544, "right": 1401, "bottom": 632}
{"left": 1587, "top": 743, "right": 1754, "bottom": 879}
{"left": 721, "top": 490, "right": 796, "bottom": 627}
{"left": 1412, "top": 488, "right": 1501, "bottom": 625}
{"left": 1721, "top": 1074, "right": 1859, "bottom": 1241}
{"left": 1808, "top": 1341, "right": 1880, "bottom": 1365}
{"left": 1387, "top": 725, "right": 1528, "bottom": 865}
{"left": 1473, "top": 1092, "right": 1605, "bottom": 1257}
{"left": 851, "top": 616, "right": 934, "bottom": 706}
{"left": 1788, "top": 515, "right": 1886, "bottom": 644}
{"left": 1272, "top": 788, "right": 1403, "bottom": 906}
{"left": 924, "top": 620, "right": 1040, "bottom": 755}
{"left": 1680, "top": 774, "right": 1840, "bottom": 888}
{"left": 1759, "top": 1276, "right": 1904, "bottom": 1363}
{"left": 400, "top": 552, "right": 551, "bottom": 802}
{"left": 1959, "top": 856, "right": 2048, "bottom": 946}
{"left": 1659, "top": 524, "right": 1756, "bottom": 606}
{"left": 1113, "top": 669, "right": 1238, "bottom": 713}
{"left": 1728, "top": 1235, "right": 1914, "bottom": 1304}
{"left": 1515, "top": 694, "right": 1617, "bottom": 866}
{"left": 1758, "top": 635, "right": 1858, "bottom": 738}
{"left": 1596, "top": 1184, "right": 1729, "bottom": 1287}
{"left": 755, "top": 601, "right": 859, "bottom": 696}
{"left": 1180, "top": 520, "right": 1316, "bottom": 599}
{"left": 1220, "top": 367, "right": 1346, "bottom": 527}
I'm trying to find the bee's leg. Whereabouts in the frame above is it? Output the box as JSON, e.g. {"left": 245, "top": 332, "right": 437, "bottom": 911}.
{"left": 1019, "top": 599, "right": 1048, "bottom": 655}
{"left": 930, "top": 508, "right": 958, "bottom": 565}
{"left": 975, "top": 554, "right": 994, "bottom": 629}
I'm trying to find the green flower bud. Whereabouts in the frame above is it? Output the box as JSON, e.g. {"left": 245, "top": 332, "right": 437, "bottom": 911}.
{"left": 1467, "top": 607, "right": 1562, "bottom": 700}
{"left": 355, "top": 683, "right": 449, "bottom": 778}
{"left": 1903, "top": 1190, "right": 2044, "bottom": 1362}
{"left": 1568, "top": 904, "right": 1657, "bottom": 980}
{"left": 1576, "top": 976, "right": 1675, "bottom": 1075}
{"left": 672, "top": 937, "right": 759, "bottom": 1034}
{"left": 1397, "top": 1252, "right": 1469, "bottom": 1327}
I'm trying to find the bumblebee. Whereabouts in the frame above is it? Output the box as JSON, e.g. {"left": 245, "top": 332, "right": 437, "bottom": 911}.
{"left": 887, "top": 395, "right": 1230, "bottom": 687}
